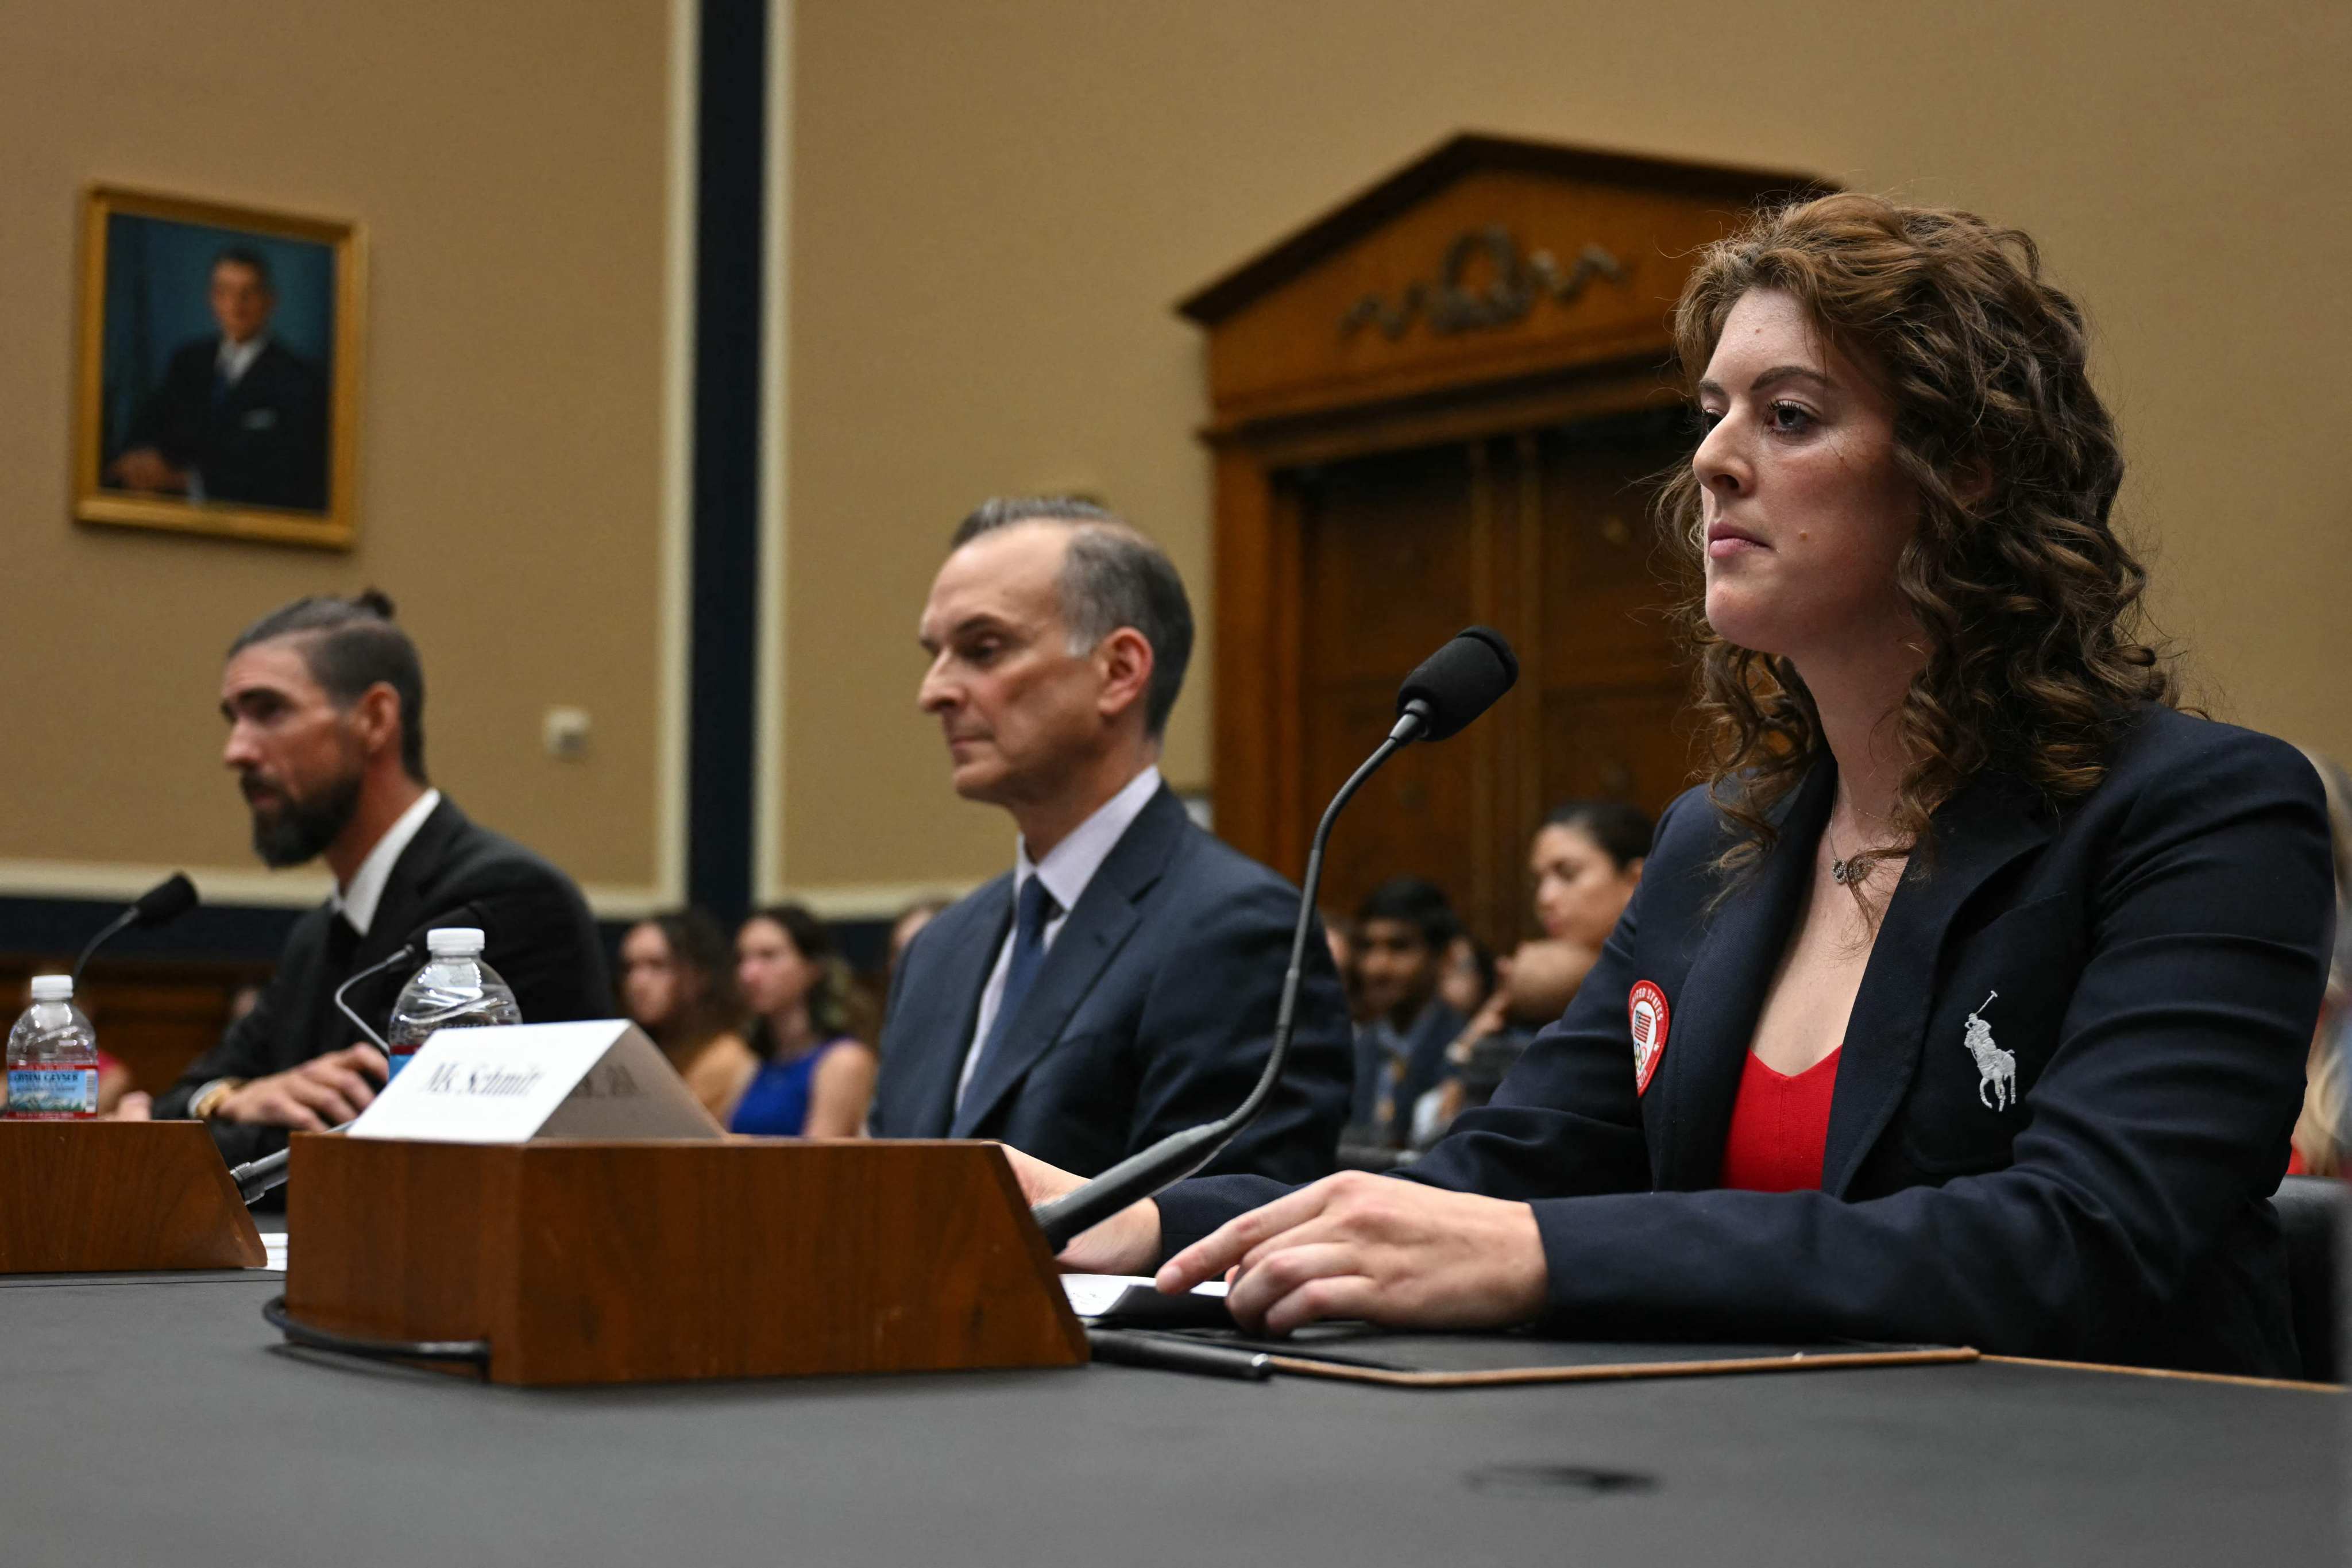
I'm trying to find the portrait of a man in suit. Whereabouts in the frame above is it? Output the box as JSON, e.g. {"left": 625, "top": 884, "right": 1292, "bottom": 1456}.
{"left": 103, "top": 244, "right": 330, "bottom": 512}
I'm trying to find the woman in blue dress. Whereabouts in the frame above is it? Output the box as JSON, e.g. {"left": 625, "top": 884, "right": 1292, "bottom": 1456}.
{"left": 729, "top": 903, "right": 877, "bottom": 1137}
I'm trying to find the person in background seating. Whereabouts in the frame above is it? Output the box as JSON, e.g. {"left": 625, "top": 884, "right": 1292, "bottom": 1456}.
{"left": 2289, "top": 750, "right": 2351, "bottom": 1177}
{"left": 1410, "top": 800, "right": 1657, "bottom": 1144}
{"left": 619, "top": 909, "right": 758, "bottom": 1123}
{"left": 1530, "top": 800, "right": 1651, "bottom": 951}
{"left": 731, "top": 905, "right": 876, "bottom": 1138}
{"left": 1349, "top": 877, "right": 1466, "bottom": 1152}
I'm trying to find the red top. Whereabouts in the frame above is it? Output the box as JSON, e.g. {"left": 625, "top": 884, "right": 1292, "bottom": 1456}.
{"left": 1720, "top": 1047, "right": 1843, "bottom": 1192}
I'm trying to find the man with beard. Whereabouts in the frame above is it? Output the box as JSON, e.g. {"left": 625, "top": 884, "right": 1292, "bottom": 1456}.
{"left": 154, "top": 591, "right": 609, "bottom": 1171}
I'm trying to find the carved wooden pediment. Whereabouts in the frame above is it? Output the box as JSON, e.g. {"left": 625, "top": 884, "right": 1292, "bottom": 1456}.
{"left": 1179, "top": 134, "right": 1826, "bottom": 431}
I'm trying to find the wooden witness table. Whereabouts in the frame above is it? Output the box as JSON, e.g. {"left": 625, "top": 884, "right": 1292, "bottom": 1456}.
{"left": 0, "top": 1258, "right": 2337, "bottom": 1564}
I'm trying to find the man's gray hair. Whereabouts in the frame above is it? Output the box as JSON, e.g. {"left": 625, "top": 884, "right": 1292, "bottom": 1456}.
{"left": 951, "top": 497, "right": 1194, "bottom": 737}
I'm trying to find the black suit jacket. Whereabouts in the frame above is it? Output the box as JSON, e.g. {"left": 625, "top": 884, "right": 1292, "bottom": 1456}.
{"left": 120, "top": 336, "right": 328, "bottom": 510}
{"left": 1161, "top": 709, "right": 2334, "bottom": 1376}
{"left": 870, "top": 785, "right": 1353, "bottom": 1182}
{"left": 156, "top": 798, "right": 611, "bottom": 1166}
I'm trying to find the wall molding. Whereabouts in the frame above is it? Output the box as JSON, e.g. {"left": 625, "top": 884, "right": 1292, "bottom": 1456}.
{"left": 754, "top": 0, "right": 793, "bottom": 906}
{"left": 777, "top": 880, "right": 983, "bottom": 922}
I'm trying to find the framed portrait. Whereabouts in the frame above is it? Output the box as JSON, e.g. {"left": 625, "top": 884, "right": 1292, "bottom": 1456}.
{"left": 74, "top": 186, "right": 365, "bottom": 550}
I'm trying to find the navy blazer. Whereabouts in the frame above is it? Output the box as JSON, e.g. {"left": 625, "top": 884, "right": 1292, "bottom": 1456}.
{"left": 870, "top": 785, "right": 1353, "bottom": 1182}
{"left": 1160, "top": 709, "right": 2334, "bottom": 1376}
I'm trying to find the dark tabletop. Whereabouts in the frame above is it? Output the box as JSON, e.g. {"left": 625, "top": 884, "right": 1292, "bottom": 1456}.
{"left": 7, "top": 1273, "right": 2341, "bottom": 1566}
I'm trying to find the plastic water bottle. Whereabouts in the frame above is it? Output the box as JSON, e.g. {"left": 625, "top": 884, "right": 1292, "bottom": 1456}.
{"left": 384, "top": 928, "right": 520, "bottom": 1079}
{"left": 6, "top": 976, "right": 99, "bottom": 1120}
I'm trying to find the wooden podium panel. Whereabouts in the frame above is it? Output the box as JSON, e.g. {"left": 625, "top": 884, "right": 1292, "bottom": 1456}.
{"left": 0, "top": 1121, "right": 264, "bottom": 1273}
{"left": 284, "top": 1137, "right": 1090, "bottom": 1387}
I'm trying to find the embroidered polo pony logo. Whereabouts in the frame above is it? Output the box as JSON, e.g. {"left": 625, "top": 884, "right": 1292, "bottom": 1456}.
{"left": 1963, "top": 990, "right": 2017, "bottom": 1112}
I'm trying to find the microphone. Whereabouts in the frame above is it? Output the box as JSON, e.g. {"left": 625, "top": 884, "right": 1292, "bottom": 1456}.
{"left": 1030, "top": 627, "right": 1518, "bottom": 1251}
{"left": 1393, "top": 625, "right": 1519, "bottom": 743}
{"left": 228, "top": 901, "right": 488, "bottom": 1206}
{"left": 70, "top": 872, "right": 199, "bottom": 988}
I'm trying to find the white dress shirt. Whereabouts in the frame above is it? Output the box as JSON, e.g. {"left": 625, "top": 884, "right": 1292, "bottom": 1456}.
{"left": 217, "top": 333, "right": 268, "bottom": 386}
{"left": 955, "top": 766, "right": 1163, "bottom": 1105}
{"left": 332, "top": 789, "right": 442, "bottom": 937}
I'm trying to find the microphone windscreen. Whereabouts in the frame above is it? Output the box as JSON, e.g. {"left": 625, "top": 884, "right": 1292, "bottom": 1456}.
{"left": 132, "top": 872, "right": 199, "bottom": 928}
{"left": 1395, "top": 627, "right": 1519, "bottom": 740}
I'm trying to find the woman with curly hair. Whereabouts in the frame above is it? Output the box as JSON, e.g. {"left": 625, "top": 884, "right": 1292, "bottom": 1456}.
{"left": 1012, "top": 194, "right": 2335, "bottom": 1376}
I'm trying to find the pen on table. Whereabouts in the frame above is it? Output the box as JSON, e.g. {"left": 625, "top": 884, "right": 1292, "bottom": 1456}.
{"left": 1086, "top": 1327, "right": 1272, "bottom": 1381}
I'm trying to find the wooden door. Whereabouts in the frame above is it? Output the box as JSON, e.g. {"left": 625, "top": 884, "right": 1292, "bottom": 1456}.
{"left": 1292, "top": 405, "right": 1696, "bottom": 948}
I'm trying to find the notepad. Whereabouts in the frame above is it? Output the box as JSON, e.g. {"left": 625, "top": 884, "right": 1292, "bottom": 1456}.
{"left": 1061, "top": 1273, "right": 1230, "bottom": 1327}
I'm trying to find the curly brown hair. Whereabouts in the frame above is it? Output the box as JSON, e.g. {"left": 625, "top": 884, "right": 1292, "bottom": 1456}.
{"left": 1655, "top": 193, "right": 2176, "bottom": 883}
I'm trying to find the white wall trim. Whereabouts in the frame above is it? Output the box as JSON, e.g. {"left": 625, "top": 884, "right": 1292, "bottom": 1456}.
{"left": 753, "top": 0, "right": 793, "bottom": 904}
{"left": 0, "top": 860, "right": 333, "bottom": 909}
{"left": 783, "top": 880, "right": 982, "bottom": 922}
{"left": 654, "top": 0, "right": 697, "bottom": 912}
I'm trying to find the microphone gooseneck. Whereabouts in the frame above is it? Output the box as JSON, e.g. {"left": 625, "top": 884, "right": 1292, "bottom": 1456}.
{"left": 233, "top": 937, "right": 428, "bottom": 1206}
{"left": 1029, "top": 627, "right": 1519, "bottom": 1253}
{"left": 230, "top": 1119, "right": 357, "bottom": 1205}
{"left": 333, "top": 941, "right": 426, "bottom": 1057}
{"left": 71, "top": 872, "right": 199, "bottom": 988}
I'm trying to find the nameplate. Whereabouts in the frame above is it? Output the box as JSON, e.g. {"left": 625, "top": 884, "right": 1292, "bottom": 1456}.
{"left": 347, "top": 1021, "right": 723, "bottom": 1144}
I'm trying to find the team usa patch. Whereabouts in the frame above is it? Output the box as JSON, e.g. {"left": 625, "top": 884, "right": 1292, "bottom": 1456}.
{"left": 1628, "top": 980, "right": 1670, "bottom": 1096}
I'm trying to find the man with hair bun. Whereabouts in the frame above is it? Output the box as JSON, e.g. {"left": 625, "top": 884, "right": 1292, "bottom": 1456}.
{"left": 870, "top": 498, "right": 1352, "bottom": 1181}
{"left": 156, "top": 590, "right": 610, "bottom": 1174}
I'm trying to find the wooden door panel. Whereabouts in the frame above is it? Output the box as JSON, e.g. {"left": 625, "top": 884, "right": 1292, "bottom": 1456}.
{"left": 1536, "top": 414, "right": 1689, "bottom": 691}
{"left": 1538, "top": 683, "right": 1704, "bottom": 824}
{"left": 1303, "top": 676, "right": 1480, "bottom": 926}
{"left": 1300, "top": 445, "right": 1478, "bottom": 684}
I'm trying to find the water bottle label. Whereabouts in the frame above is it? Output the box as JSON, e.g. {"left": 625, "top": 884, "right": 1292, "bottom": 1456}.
{"left": 385, "top": 1049, "right": 417, "bottom": 1081}
{"left": 7, "top": 1067, "right": 98, "bottom": 1118}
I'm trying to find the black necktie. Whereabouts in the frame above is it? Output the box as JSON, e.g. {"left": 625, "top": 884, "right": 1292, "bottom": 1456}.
{"left": 967, "top": 876, "right": 1059, "bottom": 1093}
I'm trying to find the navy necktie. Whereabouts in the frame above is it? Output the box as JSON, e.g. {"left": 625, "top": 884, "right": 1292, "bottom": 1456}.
{"left": 970, "top": 876, "right": 1060, "bottom": 1087}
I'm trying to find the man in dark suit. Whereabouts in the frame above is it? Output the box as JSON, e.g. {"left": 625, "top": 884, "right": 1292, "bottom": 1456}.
{"left": 106, "top": 246, "right": 329, "bottom": 511}
{"left": 869, "top": 497, "right": 1351, "bottom": 1182}
{"left": 1347, "top": 876, "right": 1467, "bottom": 1150}
{"left": 155, "top": 592, "right": 609, "bottom": 1170}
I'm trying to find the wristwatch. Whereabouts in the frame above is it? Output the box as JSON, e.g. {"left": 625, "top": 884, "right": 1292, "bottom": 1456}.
{"left": 189, "top": 1078, "right": 246, "bottom": 1120}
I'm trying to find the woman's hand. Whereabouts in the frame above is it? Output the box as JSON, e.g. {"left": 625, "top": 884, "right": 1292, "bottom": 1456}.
{"left": 998, "top": 1145, "right": 1163, "bottom": 1276}
{"left": 1157, "top": 1172, "right": 1548, "bottom": 1335}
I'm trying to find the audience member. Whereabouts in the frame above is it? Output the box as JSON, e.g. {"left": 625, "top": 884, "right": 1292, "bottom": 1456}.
{"left": 1436, "top": 933, "right": 1496, "bottom": 1019}
{"left": 731, "top": 905, "right": 876, "bottom": 1138}
{"left": 156, "top": 592, "right": 609, "bottom": 1169}
{"left": 1405, "top": 806, "right": 1648, "bottom": 1147}
{"left": 1349, "top": 876, "right": 1465, "bottom": 1150}
{"left": 1412, "top": 939, "right": 1600, "bottom": 1148}
{"left": 1319, "top": 909, "right": 1363, "bottom": 1022}
{"left": 620, "top": 910, "right": 758, "bottom": 1123}
{"left": 867, "top": 497, "right": 1350, "bottom": 1180}
{"left": 2289, "top": 750, "right": 2351, "bottom": 1176}
{"left": 1530, "top": 798, "right": 1651, "bottom": 948}
{"left": 887, "top": 897, "right": 953, "bottom": 980}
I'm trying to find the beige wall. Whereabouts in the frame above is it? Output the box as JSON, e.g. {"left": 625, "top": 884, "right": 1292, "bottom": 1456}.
{"left": 780, "top": 0, "right": 2352, "bottom": 902}
{"left": 0, "top": 0, "right": 685, "bottom": 909}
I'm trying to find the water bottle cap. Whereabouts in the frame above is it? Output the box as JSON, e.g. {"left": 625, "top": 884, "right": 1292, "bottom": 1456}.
{"left": 425, "top": 927, "right": 486, "bottom": 956}
{"left": 28, "top": 975, "right": 72, "bottom": 1002}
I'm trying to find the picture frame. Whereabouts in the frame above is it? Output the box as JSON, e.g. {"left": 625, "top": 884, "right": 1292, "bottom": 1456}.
{"left": 73, "top": 185, "right": 365, "bottom": 550}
